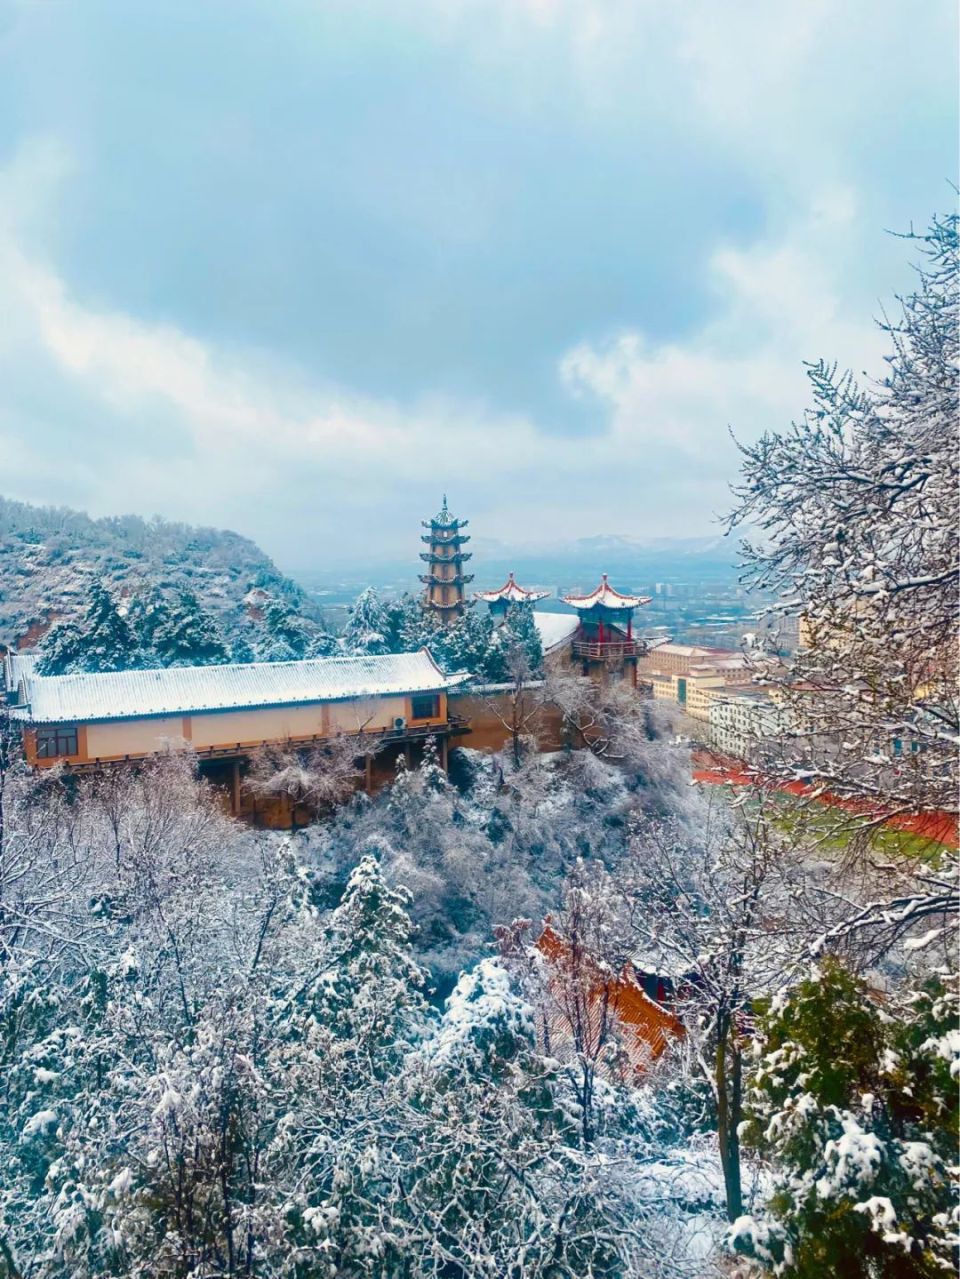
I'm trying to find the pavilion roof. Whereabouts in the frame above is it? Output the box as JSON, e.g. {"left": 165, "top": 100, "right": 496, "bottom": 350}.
{"left": 561, "top": 574, "right": 652, "bottom": 611}
{"left": 475, "top": 572, "right": 550, "bottom": 605}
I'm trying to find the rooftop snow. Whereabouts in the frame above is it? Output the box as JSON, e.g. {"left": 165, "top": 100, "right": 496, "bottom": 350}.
{"left": 532, "top": 611, "right": 579, "bottom": 653}
{"left": 3, "top": 652, "right": 37, "bottom": 692}
{"left": 13, "top": 649, "right": 466, "bottom": 724}
{"left": 475, "top": 572, "right": 550, "bottom": 604}
{"left": 562, "top": 574, "right": 652, "bottom": 611}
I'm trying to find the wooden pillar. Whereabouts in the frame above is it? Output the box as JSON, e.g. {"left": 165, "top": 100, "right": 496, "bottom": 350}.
{"left": 627, "top": 615, "right": 633, "bottom": 641}
{"left": 230, "top": 757, "right": 241, "bottom": 816}
{"left": 440, "top": 736, "right": 449, "bottom": 773}
{"left": 365, "top": 753, "right": 373, "bottom": 794}
{"left": 404, "top": 741, "right": 413, "bottom": 768}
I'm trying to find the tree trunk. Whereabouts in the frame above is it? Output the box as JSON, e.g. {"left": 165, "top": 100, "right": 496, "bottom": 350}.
{"left": 715, "top": 1015, "right": 744, "bottom": 1221}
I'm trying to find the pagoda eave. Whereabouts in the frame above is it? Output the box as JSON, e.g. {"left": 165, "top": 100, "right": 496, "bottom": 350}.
{"left": 419, "top": 574, "right": 475, "bottom": 587}
{"left": 420, "top": 550, "right": 473, "bottom": 563}
{"left": 420, "top": 533, "right": 471, "bottom": 546}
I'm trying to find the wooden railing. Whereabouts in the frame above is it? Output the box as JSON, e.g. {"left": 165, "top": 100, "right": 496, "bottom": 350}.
{"left": 572, "top": 639, "right": 640, "bottom": 660}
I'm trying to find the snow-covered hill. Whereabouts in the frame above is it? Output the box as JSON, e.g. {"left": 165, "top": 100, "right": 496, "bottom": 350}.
{"left": 0, "top": 495, "right": 313, "bottom": 649}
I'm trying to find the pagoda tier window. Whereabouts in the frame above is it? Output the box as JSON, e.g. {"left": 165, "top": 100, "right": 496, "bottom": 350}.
{"left": 410, "top": 694, "right": 440, "bottom": 722}
{"left": 35, "top": 725, "right": 79, "bottom": 759}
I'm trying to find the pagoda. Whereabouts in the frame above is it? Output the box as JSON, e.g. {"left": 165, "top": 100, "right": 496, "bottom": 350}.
{"left": 420, "top": 496, "right": 474, "bottom": 623}
{"left": 475, "top": 572, "right": 550, "bottom": 622}
{"left": 562, "top": 574, "right": 652, "bottom": 684}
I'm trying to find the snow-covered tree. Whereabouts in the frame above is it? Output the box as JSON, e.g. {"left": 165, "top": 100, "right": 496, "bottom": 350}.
{"left": 731, "top": 960, "right": 959, "bottom": 1278}
{"left": 33, "top": 616, "right": 88, "bottom": 675}
{"left": 341, "top": 587, "right": 391, "bottom": 657}
{"left": 258, "top": 596, "right": 314, "bottom": 661}
{"left": 269, "top": 855, "right": 429, "bottom": 1274}
{"left": 619, "top": 806, "right": 840, "bottom": 1223}
{"left": 728, "top": 214, "right": 958, "bottom": 826}
{"left": 402, "top": 958, "right": 639, "bottom": 1278}
{"left": 150, "top": 589, "right": 230, "bottom": 665}
{"left": 36, "top": 580, "right": 142, "bottom": 673}
{"left": 244, "top": 737, "right": 367, "bottom": 826}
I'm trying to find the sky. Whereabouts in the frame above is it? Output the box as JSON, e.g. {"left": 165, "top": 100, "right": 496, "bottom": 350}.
{"left": 0, "top": 0, "right": 956, "bottom": 571}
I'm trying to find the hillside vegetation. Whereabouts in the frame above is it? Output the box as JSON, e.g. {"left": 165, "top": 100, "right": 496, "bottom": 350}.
{"left": 0, "top": 496, "right": 312, "bottom": 652}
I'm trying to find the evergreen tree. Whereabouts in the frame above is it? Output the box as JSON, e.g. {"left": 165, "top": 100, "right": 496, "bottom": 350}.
{"left": 258, "top": 596, "right": 313, "bottom": 661}
{"left": 271, "top": 855, "right": 429, "bottom": 1273}
{"left": 383, "top": 592, "right": 426, "bottom": 652}
{"left": 37, "top": 581, "right": 141, "bottom": 673}
{"left": 307, "top": 628, "right": 340, "bottom": 658}
{"left": 342, "top": 588, "right": 391, "bottom": 657}
{"left": 34, "top": 618, "right": 87, "bottom": 675}
{"left": 402, "top": 959, "right": 631, "bottom": 1277}
{"left": 732, "top": 960, "right": 959, "bottom": 1278}
{"left": 124, "top": 581, "right": 169, "bottom": 653}
{"left": 151, "top": 590, "right": 230, "bottom": 666}
{"left": 500, "top": 602, "right": 545, "bottom": 677}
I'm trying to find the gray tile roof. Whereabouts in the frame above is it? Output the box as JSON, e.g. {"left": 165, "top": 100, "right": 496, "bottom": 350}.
{"left": 13, "top": 649, "right": 466, "bottom": 724}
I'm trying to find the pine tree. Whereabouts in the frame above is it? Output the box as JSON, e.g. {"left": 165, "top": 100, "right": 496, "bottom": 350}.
{"left": 500, "top": 602, "right": 545, "bottom": 676}
{"left": 384, "top": 592, "right": 427, "bottom": 652}
{"left": 258, "top": 596, "right": 313, "bottom": 661}
{"left": 732, "top": 959, "right": 959, "bottom": 1278}
{"left": 151, "top": 590, "right": 230, "bottom": 666}
{"left": 37, "top": 581, "right": 141, "bottom": 673}
{"left": 270, "top": 854, "right": 429, "bottom": 1274}
{"left": 342, "top": 588, "right": 391, "bottom": 657}
{"left": 402, "top": 960, "right": 630, "bottom": 1277}
{"left": 35, "top": 618, "right": 87, "bottom": 674}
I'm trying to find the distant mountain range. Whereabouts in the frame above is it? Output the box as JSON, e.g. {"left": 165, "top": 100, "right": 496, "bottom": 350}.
{"left": 296, "top": 531, "right": 749, "bottom": 604}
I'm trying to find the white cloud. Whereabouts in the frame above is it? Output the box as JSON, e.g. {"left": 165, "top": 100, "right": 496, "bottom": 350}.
{"left": 560, "top": 198, "right": 886, "bottom": 461}
{"left": 0, "top": 139, "right": 899, "bottom": 558}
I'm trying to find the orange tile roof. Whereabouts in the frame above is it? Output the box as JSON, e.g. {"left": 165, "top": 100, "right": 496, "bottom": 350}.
{"left": 536, "top": 926, "right": 684, "bottom": 1076}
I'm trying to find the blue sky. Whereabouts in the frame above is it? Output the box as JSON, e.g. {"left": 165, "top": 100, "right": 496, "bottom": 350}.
{"left": 0, "top": 0, "right": 955, "bottom": 569}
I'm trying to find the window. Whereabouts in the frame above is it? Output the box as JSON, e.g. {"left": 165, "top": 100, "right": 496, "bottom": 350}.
{"left": 35, "top": 725, "right": 79, "bottom": 759}
{"left": 410, "top": 694, "right": 440, "bottom": 721}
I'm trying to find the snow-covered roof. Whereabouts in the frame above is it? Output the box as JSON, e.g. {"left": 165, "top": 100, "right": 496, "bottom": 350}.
{"left": 475, "top": 572, "right": 550, "bottom": 605}
{"left": 13, "top": 649, "right": 467, "bottom": 725}
{"left": 645, "top": 642, "right": 719, "bottom": 658}
{"left": 3, "top": 651, "right": 37, "bottom": 692}
{"left": 532, "top": 611, "right": 579, "bottom": 653}
{"left": 562, "top": 574, "right": 651, "bottom": 611}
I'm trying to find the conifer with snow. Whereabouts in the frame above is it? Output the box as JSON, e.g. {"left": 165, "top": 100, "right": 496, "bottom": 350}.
{"left": 732, "top": 960, "right": 959, "bottom": 1278}
{"left": 151, "top": 589, "right": 230, "bottom": 665}
{"left": 37, "top": 580, "right": 142, "bottom": 673}
{"left": 342, "top": 587, "right": 391, "bottom": 657}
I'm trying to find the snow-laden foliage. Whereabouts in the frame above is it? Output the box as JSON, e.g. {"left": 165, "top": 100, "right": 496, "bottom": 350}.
{"left": 340, "top": 586, "right": 546, "bottom": 681}
{"left": 732, "top": 960, "right": 958, "bottom": 1278}
{"left": 728, "top": 214, "right": 958, "bottom": 822}
{"left": 37, "top": 579, "right": 141, "bottom": 674}
{"left": 341, "top": 587, "right": 392, "bottom": 657}
{"left": 36, "top": 578, "right": 324, "bottom": 673}
{"left": 0, "top": 737, "right": 730, "bottom": 1277}
{"left": 0, "top": 494, "right": 309, "bottom": 655}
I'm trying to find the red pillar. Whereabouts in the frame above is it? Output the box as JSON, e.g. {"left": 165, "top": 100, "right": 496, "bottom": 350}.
{"left": 598, "top": 618, "right": 604, "bottom": 647}
{"left": 627, "top": 615, "right": 633, "bottom": 641}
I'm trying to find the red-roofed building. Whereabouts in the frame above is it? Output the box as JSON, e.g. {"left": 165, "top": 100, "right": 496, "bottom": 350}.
{"left": 535, "top": 925, "right": 683, "bottom": 1079}
{"left": 475, "top": 572, "right": 550, "bottom": 620}
{"left": 562, "top": 574, "right": 653, "bottom": 686}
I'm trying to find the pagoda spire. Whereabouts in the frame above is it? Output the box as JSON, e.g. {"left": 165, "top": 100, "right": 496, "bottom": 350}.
{"left": 419, "top": 496, "right": 473, "bottom": 623}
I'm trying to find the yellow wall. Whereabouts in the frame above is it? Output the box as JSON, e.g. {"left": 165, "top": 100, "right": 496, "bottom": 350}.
{"left": 29, "top": 692, "right": 448, "bottom": 765}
